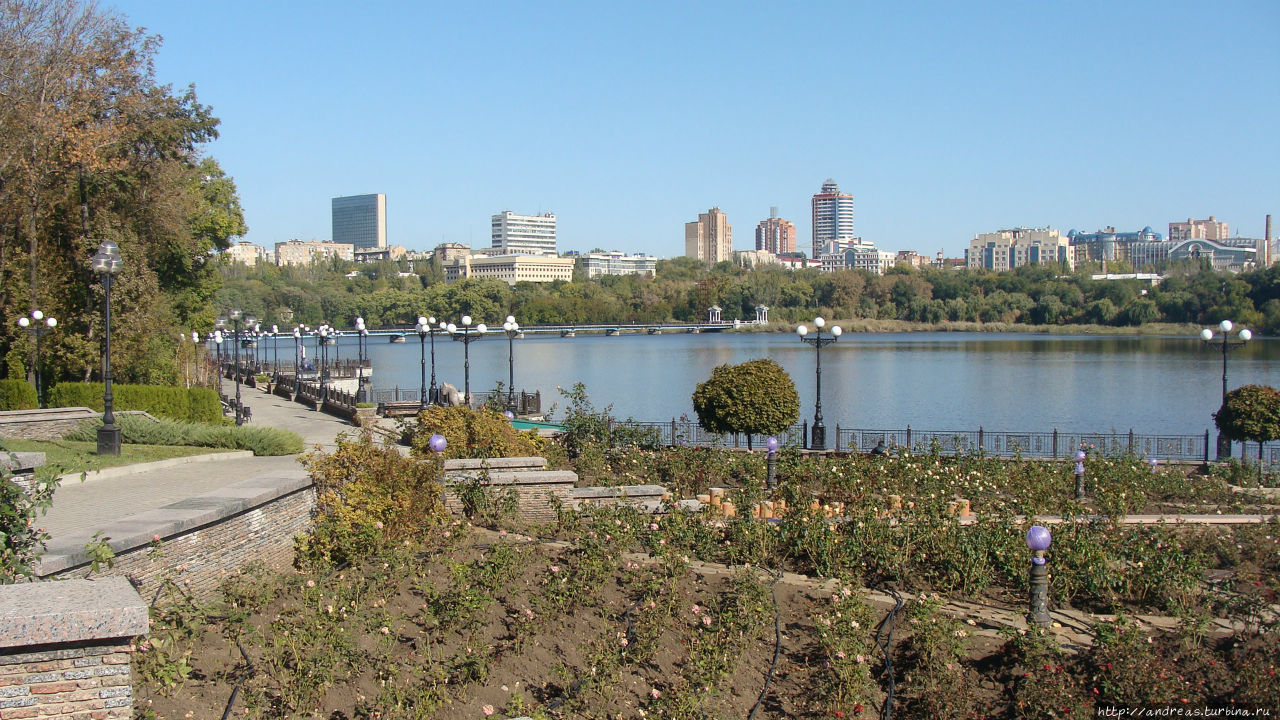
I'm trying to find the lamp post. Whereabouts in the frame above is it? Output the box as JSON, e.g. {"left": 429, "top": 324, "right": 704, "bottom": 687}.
{"left": 1200, "top": 320, "right": 1252, "bottom": 459}
{"left": 503, "top": 315, "right": 520, "bottom": 413}
{"left": 416, "top": 316, "right": 431, "bottom": 409}
{"left": 1025, "top": 525, "right": 1052, "bottom": 627}
{"left": 317, "top": 324, "right": 331, "bottom": 407}
{"left": 766, "top": 436, "right": 779, "bottom": 490}
{"left": 355, "top": 317, "right": 369, "bottom": 403}
{"left": 213, "top": 330, "right": 224, "bottom": 384}
{"left": 271, "top": 324, "right": 280, "bottom": 386}
{"left": 292, "top": 326, "right": 301, "bottom": 395}
{"left": 252, "top": 322, "right": 262, "bottom": 372}
{"left": 91, "top": 240, "right": 123, "bottom": 455}
{"left": 1073, "top": 449, "right": 1087, "bottom": 502}
{"left": 17, "top": 310, "right": 57, "bottom": 407}
{"left": 448, "top": 315, "right": 486, "bottom": 407}
{"left": 228, "top": 309, "right": 244, "bottom": 425}
{"left": 796, "top": 317, "right": 842, "bottom": 450}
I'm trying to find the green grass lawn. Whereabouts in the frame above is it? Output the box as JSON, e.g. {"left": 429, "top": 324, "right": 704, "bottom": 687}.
{"left": 0, "top": 438, "right": 225, "bottom": 476}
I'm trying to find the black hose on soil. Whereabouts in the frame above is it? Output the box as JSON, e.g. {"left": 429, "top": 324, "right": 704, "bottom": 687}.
{"left": 747, "top": 564, "right": 785, "bottom": 720}
{"left": 874, "top": 587, "right": 904, "bottom": 720}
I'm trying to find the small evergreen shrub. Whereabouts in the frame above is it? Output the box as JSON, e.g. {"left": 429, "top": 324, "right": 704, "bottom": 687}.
{"left": 47, "top": 383, "right": 221, "bottom": 423}
{"left": 63, "top": 414, "right": 303, "bottom": 456}
{"left": 0, "top": 379, "right": 37, "bottom": 411}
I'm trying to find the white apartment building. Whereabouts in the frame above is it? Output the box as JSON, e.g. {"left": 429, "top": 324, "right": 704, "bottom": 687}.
{"left": 966, "top": 228, "right": 1073, "bottom": 271}
{"left": 492, "top": 211, "right": 558, "bottom": 255}
{"left": 444, "top": 254, "right": 575, "bottom": 285}
{"left": 274, "top": 240, "right": 355, "bottom": 266}
{"left": 579, "top": 251, "right": 658, "bottom": 278}
{"left": 224, "top": 241, "right": 268, "bottom": 266}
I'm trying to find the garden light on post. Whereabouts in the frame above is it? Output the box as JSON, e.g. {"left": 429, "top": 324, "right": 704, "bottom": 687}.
{"left": 796, "top": 317, "right": 841, "bottom": 450}
{"left": 503, "top": 315, "right": 520, "bottom": 413}
{"left": 317, "top": 324, "right": 331, "bottom": 407}
{"left": 1025, "top": 525, "right": 1052, "bottom": 627}
{"left": 292, "top": 327, "right": 302, "bottom": 394}
{"left": 17, "top": 310, "right": 56, "bottom": 408}
{"left": 1073, "top": 449, "right": 1087, "bottom": 502}
{"left": 1199, "top": 320, "right": 1251, "bottom": 460}
{"left": 429, "top": 433, "right": 447, "bottom": 455}
{"left": 271, "top": 324, "right": 280, "bottom": 387}
{"left": 766, "top": 436, "right": 779, "bottom": 491}
{"left": 91, "top": 240, "right": 123, "bottom": 455}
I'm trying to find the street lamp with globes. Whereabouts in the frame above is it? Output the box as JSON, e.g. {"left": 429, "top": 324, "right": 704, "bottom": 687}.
{"left": 448, "top": 315, "right": 486, "bottom": 407}
{"left": 91, "top": 240, "right": 123, "bottom": 455}
{"left": 502, "top": 316, "right": 520, "bottom": 413}
{"left": 1200, "top": 319, "right": 1252, "bottom": 459}
{"left": 796, "top": 317, "right": 842, "bottom": 450}
{"left": 17, "top": 310, "right": 57, "bottom": 407}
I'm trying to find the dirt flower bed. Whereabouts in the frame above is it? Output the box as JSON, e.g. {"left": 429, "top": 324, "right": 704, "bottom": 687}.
{"left": 130, "top": 426, "right": 1279, "bottom": 718}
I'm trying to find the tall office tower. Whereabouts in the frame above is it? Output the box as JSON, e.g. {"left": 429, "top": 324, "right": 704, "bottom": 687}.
{"left": 331, "top": 194, "right": 387, "bottom": 250}
{"left": 491, "top": 211, "right": 558, "bottom": 255}
{"left": 684, "top": 207, "right": 733, "bottom": 265}
{"left": 755, "top": 207, "right": 796, "bottom": 254}
{"left": 811, "top": 178, "right": 854, "bottom": 258}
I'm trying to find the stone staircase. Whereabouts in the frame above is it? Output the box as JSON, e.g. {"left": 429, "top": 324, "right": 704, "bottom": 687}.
{"left": 440, "top": 457, "right": 673, "bottom": 521}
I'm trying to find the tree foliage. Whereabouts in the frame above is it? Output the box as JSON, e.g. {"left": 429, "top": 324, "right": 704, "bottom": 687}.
{"left": 1214, "top": 384, "right": 1280, "bottom": 446}
{"left": 691, "top": 358, "right": 800, "bottom": 446}
{"left": 0, "top": 0, "right": 246, "bottom": 389}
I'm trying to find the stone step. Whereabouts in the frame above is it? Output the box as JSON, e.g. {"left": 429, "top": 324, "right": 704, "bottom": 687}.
{"left": 444, "top": 469, "right": 577, "bottom": 486}
{"left": 443, "top": 456, "right": 547, "bottom": 472}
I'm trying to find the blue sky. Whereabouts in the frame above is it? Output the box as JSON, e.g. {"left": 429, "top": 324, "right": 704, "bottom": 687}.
{"left": 109, "top": 1, "right": 1279, "bottom": 258}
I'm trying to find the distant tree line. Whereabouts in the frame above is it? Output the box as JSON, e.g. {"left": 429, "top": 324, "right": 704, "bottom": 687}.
{"left": 218, "top": 256, "right": 1280, "bottom": 335}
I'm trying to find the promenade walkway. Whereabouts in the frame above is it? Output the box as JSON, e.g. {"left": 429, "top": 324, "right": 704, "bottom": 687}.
{"left": 36, "top": 380, "right": 358, "bottom": 566}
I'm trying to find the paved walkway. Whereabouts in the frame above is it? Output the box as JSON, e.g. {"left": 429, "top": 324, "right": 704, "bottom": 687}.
{"left": 37, "top": 380, "right": 358, "bottom": 558}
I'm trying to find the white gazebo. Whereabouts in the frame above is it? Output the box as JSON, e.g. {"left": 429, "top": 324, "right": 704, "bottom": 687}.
{"left": 708, "top": 305, "right": 722, "bottom": 323}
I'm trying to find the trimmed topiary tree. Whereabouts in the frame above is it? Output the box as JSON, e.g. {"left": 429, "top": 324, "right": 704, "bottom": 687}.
{"left": 691, "top": 358, "right": 800, "bottom": 449}
{"left": 1214, "top": 384, "right": 1280, "bottom": 466}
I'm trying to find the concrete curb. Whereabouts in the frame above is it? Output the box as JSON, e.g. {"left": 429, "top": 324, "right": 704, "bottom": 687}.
{"left": 57, "top": 450, "right": 257, "bottom": 485}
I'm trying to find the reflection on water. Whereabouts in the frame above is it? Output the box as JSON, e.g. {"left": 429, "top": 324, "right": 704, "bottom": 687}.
{"left": 283, "top": 332, "right": 1280, "bottom": 435}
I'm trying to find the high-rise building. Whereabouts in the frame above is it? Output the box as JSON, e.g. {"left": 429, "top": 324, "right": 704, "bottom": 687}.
{"left": 491, "top": 211, "right": 557, "bottom": 255}
{"left": 1169, "top": 216, "right": 1229, "bottom": 243}
{"left": 331, "top": 194, "right": 387, "bottom": 251}
{"left": 755, "top": 207, "right": 796, "bottom": 254}
{"left": 684, "top": 207, "right": 733, "bottom": 265}
{"left": 811, "top": 179, "right": 854, "bottom": 258}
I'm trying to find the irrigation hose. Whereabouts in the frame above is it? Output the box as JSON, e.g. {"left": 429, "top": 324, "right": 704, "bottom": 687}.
{"left": 747, "top": 564, "right": 785, "bottom": 720}
{"left": 874, "top": 587, "right": 904, "bottom": 720}
{"left": 220, "top": 640, "right": 256, "bottom": 720}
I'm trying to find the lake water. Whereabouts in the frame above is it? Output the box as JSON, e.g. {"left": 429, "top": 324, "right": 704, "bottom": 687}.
{"left": 268, "top": 331, "right": 1280, "bottom": 435}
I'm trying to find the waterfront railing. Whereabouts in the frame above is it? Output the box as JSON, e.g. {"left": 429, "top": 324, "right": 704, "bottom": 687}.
{"left": 627, "top": 419, "right": 1277, "bottom": 466}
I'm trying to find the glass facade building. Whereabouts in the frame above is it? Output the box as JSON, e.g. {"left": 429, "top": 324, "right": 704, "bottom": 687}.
{"left": 332, "top": 194, "right": 387, "bottom": 250}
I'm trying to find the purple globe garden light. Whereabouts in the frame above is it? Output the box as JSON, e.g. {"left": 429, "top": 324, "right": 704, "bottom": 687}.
{"left": 1073, "top": 450, "right": 1087, "bottom": 501}
{"left": 1025, "top": 525, "right": 1052, "bottom": 560}
{"left": 1149, "top": 457, "right": 1159, "bottom": 474}
{"left": 428, "top": 433, "right": 447, "bottom": 454}
{"left": 1025, "top": 524, "right": 1053, "bottom": 626}
{"left": 765, "top": 435, "right": 779, "bottom": 490}
{"left": 504, "top": 410, "right": 515, "bottom": 421}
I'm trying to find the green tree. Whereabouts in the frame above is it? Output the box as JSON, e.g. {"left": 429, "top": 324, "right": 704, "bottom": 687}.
{"left": 1214, "top": 384, "right": 1280, "bottom": 465}
{"left": 691, "top": 358, "right": 800, "bottom": 449}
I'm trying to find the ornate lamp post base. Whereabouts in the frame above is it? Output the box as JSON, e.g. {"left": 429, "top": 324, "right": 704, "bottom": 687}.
{"left": 97, "top": 424, "right": 122, "bottom": 456}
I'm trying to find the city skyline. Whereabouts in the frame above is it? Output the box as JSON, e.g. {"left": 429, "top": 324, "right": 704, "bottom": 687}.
{"left": 107, "top": 1, "right": 1278, "bottom": 258}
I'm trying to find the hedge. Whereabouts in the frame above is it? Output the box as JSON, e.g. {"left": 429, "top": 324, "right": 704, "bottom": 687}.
{"left": 0, "top": 379, "right": 37, "bottom": 411}
{"left": 64, "top": 414, "right": 303, "bottom": 456}
{"left": 47, "top": 383, "right": 222, "bottom": 423}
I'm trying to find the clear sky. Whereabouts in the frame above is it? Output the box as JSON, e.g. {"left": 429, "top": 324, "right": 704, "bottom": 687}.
{"left": 107, "top": 0, "right": 1279, "bottom": 258}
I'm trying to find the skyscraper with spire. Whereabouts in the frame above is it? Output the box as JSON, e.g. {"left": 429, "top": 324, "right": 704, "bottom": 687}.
{"left": 810, "top": 179, "right": 854, "bottom": 258}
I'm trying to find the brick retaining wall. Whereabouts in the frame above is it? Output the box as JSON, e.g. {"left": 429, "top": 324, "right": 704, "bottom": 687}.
{"left": 0, "top": 408, "right": 97, "bottom": 442}
{"left": 0, "top": 577, "right": 148, "bottom": 718}
{"left": 38, "top": 473, "right": 315, "bottom": 603}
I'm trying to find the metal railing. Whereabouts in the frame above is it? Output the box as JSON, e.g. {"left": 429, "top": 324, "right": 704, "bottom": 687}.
{"left": 621, "top": 418, "right": 1268, "bottom": 465}
{"left": 372, "top": 387, "right": 541, "bottom": 414}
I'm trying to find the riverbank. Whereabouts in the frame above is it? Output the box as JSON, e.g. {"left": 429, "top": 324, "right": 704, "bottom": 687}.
{"left": 744, "top": 319, "right": 1206, "bottom": 336}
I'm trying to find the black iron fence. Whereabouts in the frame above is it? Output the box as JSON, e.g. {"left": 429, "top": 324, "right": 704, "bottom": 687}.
{"left": 623, "top": 418, "right": 1279, "bottom": 465}
{"left": 372, "top": 387, "right": 541, "bottom": 414}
